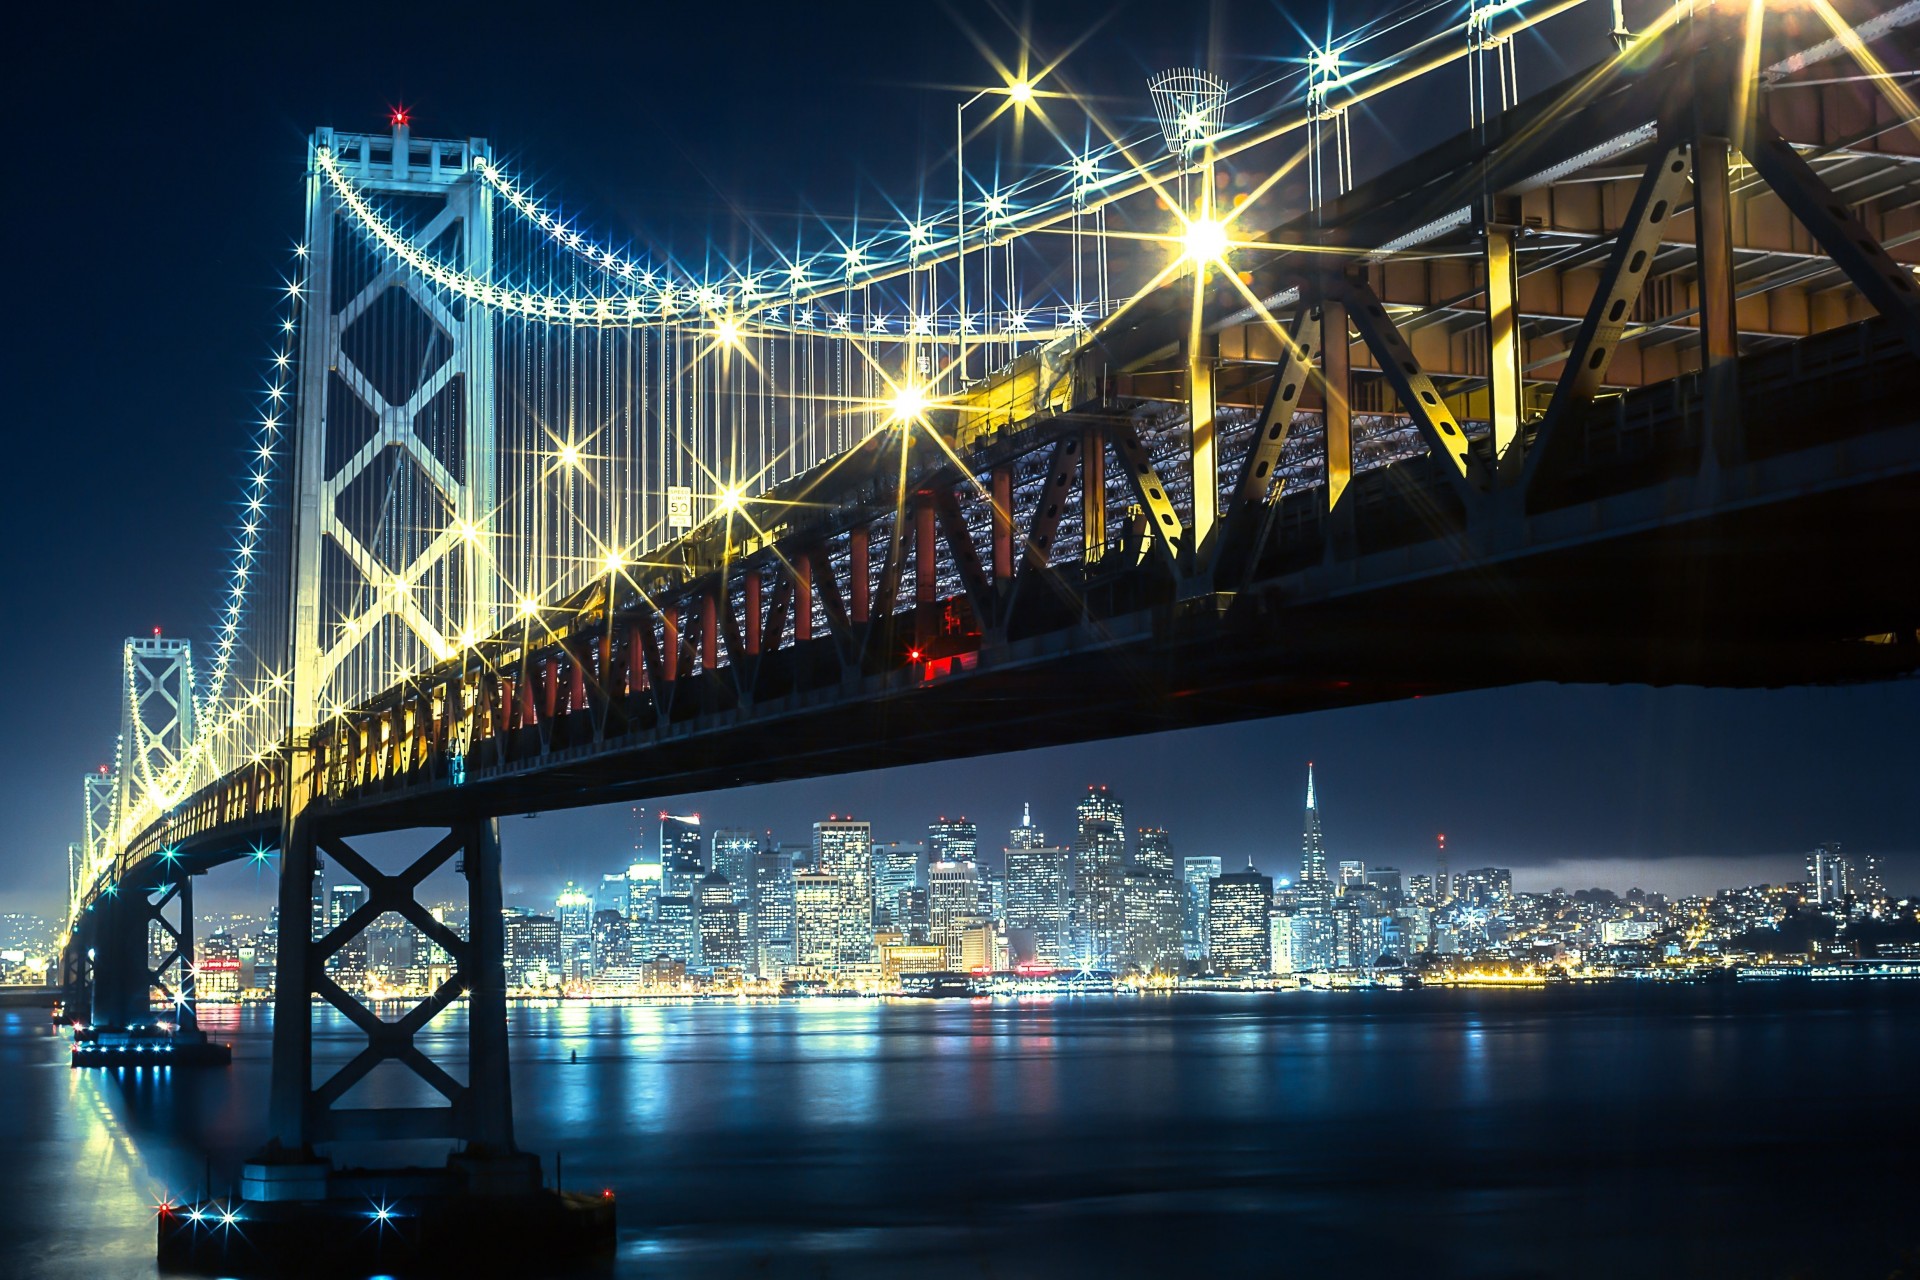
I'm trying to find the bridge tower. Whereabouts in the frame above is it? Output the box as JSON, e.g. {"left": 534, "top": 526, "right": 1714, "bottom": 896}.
{"left": 250, "top": 117, "right": 533, "bottom": 1202}
{"left": 117, "top": 635, "right": 199, "bottom": 823}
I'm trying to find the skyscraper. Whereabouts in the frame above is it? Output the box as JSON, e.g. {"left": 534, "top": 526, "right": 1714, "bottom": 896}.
{"left": 591, "top": 909, "right": 632, "bottom": 984}
{"left": 504, "top": 912, "right": 560, "bottom": 988}
{"left": 696, "top": 872, "right": 745, "bottom": 971}
{"left": 1183, "top": 856, "right": 1222, "bottom": 961}
{"left": 1209, "top": 867, "right": 1273, "bottom": 977}
{"left": 929, "top": 859, "right": 983, "bottom": 968}
{"left": 710, "top": 829, "right": 758, "bottom": 900}
{"left": 626, "top": 860, "right": 661, "bottom": 958}
{"left": 328, "top": 883, "right": 369, "bottom": 986}
{"left": 1293, "top": 764, "right": 1338, "bottom": 971}
{"left": 1124, "top": 827, "right": 1181, "bottom": 974}
{"left": 1808, "top": 842, "right": 1853, "bottom": 905}
{"left": 929, "top": 818, "right": 979, "bottom": 864}
{"left": 653, "top": 896, "right": 695, "bottom": 965}
{"left": 750, "top": 848, "right": 796, "bottom": 976}
{"left": 793, "top": 871, "right": 841, "bottom": 971}
{"left": 661, "top": 813, "right": 704, "bottom": 897}
{"left": 873, "top": 842, "right": 922, "bottom": 930}
{"left": 1136, "top": 828, "right": 1174, "bottom": 876}
{"left": 1071, "top": 785, "right": 1126, "bottom": 967}
{"left": 1122, "top": 868, "right": 1183, "bottom": 974}
{"left": 1008, "top": 802, "right": 1045, "bottom": 852}
{"left": 1006, "top": 844, "right": 1071, "bottom": 965}
{"left": 557, "top": 882, "right": 594, "bottom": 981}
{"left": 814, "top": 818, "right": 875, "bottom": 969}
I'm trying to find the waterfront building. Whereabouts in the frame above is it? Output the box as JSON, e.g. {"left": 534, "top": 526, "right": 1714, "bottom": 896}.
{"left": 365, "top": 914, "right": 415, "bottom": 986}
{"left": 929, "top": 859, "right": 983, "bottom": 968}
{"left": 504, "top": 913, "right": 560, "bottom": 988}
{"left": 591, "top": 909, "right": 633, "bottom": 984}
{"left": 879, "top": 933, "right": 946, "bottom": 986}
{"left": 814, "top": 818, "right": 875, "bottom": 968}
{"left": 929, "top": 817, "right": 979, "bottom": 864}
{"left": 1269, "top": 911, "right": 1298, "bottom": 975}
{"left": 959, "top": 921, "right": 1008, "bottom": 973}
{"left": 1071, "top": 785, "right": 1126, "bottom": 967}
{"left": 327, "top": 884, "right": 369, "bottom": 986}
{"left": 1183, "top": 856, "right": 1222, "bottom": 961}
{"left": 793, "top": 872, "right": 842, "bottom": 971}
{"left": 1209, "top": 867, "right": 1273, "bottom": 977}
{"left": 1122, "top": 867, "right": 1182, "bottom": 975}
{"left": 557, "top": 882, "right": 594, "bottom": 980}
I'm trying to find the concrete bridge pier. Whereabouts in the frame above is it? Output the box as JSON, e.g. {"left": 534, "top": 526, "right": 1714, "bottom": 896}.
{"left": 176, "top": 806, "right": 610, "bottom": 1276}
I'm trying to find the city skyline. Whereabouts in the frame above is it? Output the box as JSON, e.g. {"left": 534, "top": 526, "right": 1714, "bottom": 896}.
{"left": 55, "top": 692, "right": 1909, "bottom": 929}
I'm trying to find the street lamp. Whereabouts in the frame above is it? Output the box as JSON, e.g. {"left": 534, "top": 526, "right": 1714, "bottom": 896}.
{"left": 956, "top": 78, "right": 1036, "bottom": 386}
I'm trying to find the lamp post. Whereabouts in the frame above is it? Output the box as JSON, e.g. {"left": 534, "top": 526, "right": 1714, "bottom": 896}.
{"left": 956, "top": 79, "right": 1031, "bottom": 387}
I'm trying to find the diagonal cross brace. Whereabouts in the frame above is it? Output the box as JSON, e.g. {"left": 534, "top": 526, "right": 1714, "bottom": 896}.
{"left": 1336, "top": 274, "right": 1491, "bottom": 500}
{"left": 1744, "top": 121, "right": 1920, "bottom": 357}
{"left": 1521, "top": 140, "right": 1694, "bottom": 492}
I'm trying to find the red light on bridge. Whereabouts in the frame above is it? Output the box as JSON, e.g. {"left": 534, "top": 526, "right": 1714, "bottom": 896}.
{"left": 152, "top": 626, "right": 162, "bottom": 638}
{"left": 390, "top": 105, "right": 412, "bottom": 128}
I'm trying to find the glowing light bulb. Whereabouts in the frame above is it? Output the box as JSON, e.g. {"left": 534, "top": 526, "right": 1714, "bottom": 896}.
{"left": 715, "top": 317, "right": 740, "bottom": 347}
{"left": 517, "top": 596, "right": 538, "bottom": 618}
{"left": 1182, "top": 216, "right": 1230, "bottom": 264}
{"left": 1007, "top": 80, "right": 1033, "bottom": 104}
{"left": 888, "top": 384, "right": 929, "bottom": 423}
{"left": 558, "top": 442, "right": 580, "bottom": 468}
{"left": 604, "top": 549, "right": 624, "bottom": 574}
{"left": 717, "top": 484, "right": 745, "bottom": 514}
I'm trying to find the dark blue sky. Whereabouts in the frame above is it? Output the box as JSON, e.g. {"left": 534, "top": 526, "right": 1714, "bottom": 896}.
{"left": 4, "top": 0, "right": 1915, "bottom": 920}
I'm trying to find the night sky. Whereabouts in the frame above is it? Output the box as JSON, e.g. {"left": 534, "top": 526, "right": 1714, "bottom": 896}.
{"left": 5, "top": 1, "right": 1915, "bottom": 921}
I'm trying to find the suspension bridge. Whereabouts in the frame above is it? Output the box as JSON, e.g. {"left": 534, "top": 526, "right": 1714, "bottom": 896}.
{"left": 52, "top": 0, "right": 1920, "bottom": 1270}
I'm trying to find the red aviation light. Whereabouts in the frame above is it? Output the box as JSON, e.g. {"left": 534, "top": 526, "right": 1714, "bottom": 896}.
{"left": 390, "top": 105, "right": 412, "bottom": 128}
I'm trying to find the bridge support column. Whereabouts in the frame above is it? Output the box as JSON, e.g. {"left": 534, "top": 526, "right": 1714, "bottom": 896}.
{"left": 990, "top": 466, "right": 1013, "bottom": 594}
{"left": 1081, "top": 428, "right": 1106, "bottom": 564}
{"left": 1484, "top": 221, "right": 1525, "bottom": 481}
{"left": 849, "top": 525, "right": 870, "bottom": 626}
{"left": 248, "top": 808, "right": 535, "bottom": 1196}
{"left": 1186, "top": 336, "right": 1217, "bottom": 570}
{"left": 914, "top": 498, "right": 936, "bottom": 643}
{"left": 461, "top": 817, "right": 516, "bottom": 1156}
{"left": 1319, "top": 295, "right": 1353, "bottom": 513}
{"left": 264, "top": 780, "right": 320, "bottom": 1165}
{"left": 1694, "top": 133, "right": 1743, "bottom": 469}
{"left": 173, "top": 873, "right": 199, "bottom": 1037}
